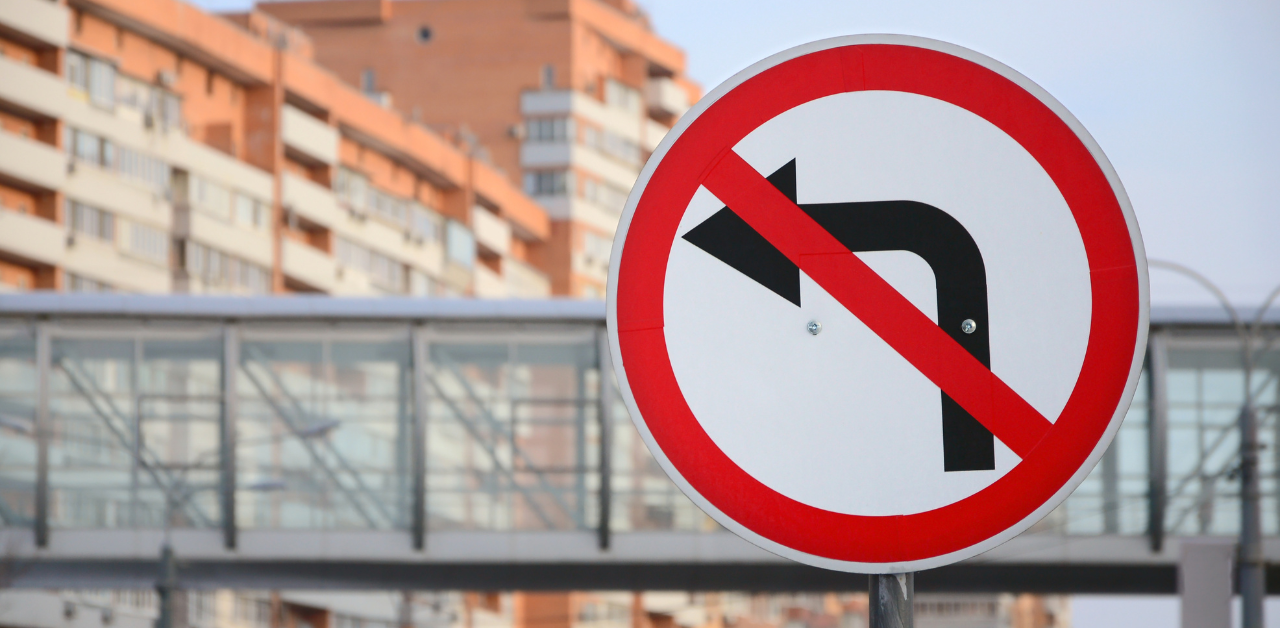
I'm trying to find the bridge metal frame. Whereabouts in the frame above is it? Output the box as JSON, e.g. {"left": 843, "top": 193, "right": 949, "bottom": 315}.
{"left": 0, "top": 294, "right": 1276, "bottom": 593}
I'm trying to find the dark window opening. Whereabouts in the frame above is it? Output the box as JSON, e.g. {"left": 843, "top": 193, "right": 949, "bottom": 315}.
{"left": 416, "top": 26, "right": 432, "bottom": 43}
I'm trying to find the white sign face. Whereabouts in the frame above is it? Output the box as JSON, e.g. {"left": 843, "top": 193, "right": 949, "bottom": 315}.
{"left": 608, "top": 35, "right": 1148, "bottom": 573}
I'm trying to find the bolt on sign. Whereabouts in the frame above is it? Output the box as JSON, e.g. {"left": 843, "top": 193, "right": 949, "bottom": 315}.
{"left": 607, "top": 35, "right": 1149, "bottom": 573}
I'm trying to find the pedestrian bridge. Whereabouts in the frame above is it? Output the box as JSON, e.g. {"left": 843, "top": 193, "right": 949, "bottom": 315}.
{"left": 0, "top": 295, "right": 1277, "bottom": 593}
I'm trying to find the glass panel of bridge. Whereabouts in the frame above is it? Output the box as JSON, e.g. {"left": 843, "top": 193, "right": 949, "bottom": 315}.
{"left": 48, "top": 331, "right": 221, "bottom": 529}
{"left": 1164, "top": 344, "right": 1279, "bottom": 537}
{"left": 238, "top": 330, "right": 412, "bottom": 529}
{"left": 608, "top": 377, "right": 719, "bottom": 533}
{"left": 0, "top": 325, "right": 36, "bottom": 527}
{"left": 425, "top": 329, "right": 598, "bottom": 530}
{"left": 1050, "top": 369, "right": 1150, "bottom": 536}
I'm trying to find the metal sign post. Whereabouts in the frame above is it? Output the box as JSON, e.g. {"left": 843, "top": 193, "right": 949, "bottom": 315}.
{"left": 870, "top": 574, "right": 913, "bottom": 628}
{"left": 607, "top": 34, "right": 1148, "bottom": 584}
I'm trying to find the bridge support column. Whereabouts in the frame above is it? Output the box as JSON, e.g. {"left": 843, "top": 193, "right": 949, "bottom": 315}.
{"left": 1179, "top": 538, "right": 1233, "bottom": 628}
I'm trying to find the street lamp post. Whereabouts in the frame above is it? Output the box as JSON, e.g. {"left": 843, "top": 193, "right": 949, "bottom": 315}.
{"left": 1150, "top": 260, "right": 1280, "bottom": 628}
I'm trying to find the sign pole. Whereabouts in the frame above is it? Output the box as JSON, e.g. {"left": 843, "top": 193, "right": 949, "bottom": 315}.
{"left": 869, "top": 572, "right": 913, "bottom": 628}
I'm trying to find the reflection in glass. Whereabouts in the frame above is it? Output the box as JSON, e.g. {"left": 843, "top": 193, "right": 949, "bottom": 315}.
{"left": 237, "top": 336, "right": 411, "bottom": 529}
{"left": 48, "top": 335, "right": 221, "bottom": 528}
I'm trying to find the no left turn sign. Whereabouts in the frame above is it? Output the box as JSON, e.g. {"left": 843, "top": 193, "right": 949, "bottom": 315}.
{"left": 607, "top": 35, "right": 1149, "bottom": 572}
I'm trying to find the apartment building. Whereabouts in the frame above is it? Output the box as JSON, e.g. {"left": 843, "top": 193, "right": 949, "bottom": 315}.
{"left": 256, "top": 0, "right": 700, "bottom": 298}
{"left": 0, "top": 0, "right": 552, "bottom": 298}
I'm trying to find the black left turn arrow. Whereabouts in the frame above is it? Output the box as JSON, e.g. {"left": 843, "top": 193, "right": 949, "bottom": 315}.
{"left": 682, "top": 159, "right": 996, "bottom": 472}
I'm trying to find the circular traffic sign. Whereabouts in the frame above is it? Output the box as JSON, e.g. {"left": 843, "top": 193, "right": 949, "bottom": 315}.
{"left": 607, "top": 35, "right": 1148, "bottom": 573}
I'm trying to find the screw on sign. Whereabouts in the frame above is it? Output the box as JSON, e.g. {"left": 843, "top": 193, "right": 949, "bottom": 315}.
{"left": 606, "top": 33, "right": 1149, "bottom": 586}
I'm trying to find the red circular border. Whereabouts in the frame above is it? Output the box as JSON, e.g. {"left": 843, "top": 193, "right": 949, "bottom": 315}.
{"left": 614, "top": 43, "right": 1141, "bottom": 563}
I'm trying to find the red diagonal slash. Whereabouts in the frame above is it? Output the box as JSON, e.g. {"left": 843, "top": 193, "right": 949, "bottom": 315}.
{"left": 702, "top": 150, "right": 1054, "bottom": 459}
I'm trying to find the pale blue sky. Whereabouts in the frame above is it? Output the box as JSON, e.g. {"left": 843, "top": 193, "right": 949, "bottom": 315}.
{"left": 200, "top": 0, "right": 1280, "bottom": 310}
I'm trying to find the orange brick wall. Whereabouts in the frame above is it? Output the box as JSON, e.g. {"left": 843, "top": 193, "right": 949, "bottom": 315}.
{"left": 0, "top": 183, "right": 37, "bottom": 215}
{"left": 263, "top": 0, "right": 576, "bottom": 186}
{"left": 513, "top": 593, "right": 571, "bottom": 628}
{"left": 0, "top": 258, "right": 37, "bottom": 291}
{"left": 0, "top": 35, "right": 39, "bottom": 66}
{"left": 0, "top": 110, "right": 38, "bottom": 140}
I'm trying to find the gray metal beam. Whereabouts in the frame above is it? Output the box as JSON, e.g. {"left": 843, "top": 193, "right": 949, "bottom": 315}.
{"left": 597, "top": 325, "right": 612, "bottom": 550}
{"left": 1148, "top": 331, "right": 1169, "bottom": 552}
{"left": 34, "top": 323, "right": 49, "bottom": 548}
{"left": 222, "top": 326, "right": 239, "bottom": 549}
{"left": 411, "top": 326, "right": 428, "bottom": 550}
{"left": 1, "top": 560, "right": 1183, "bottom": 594}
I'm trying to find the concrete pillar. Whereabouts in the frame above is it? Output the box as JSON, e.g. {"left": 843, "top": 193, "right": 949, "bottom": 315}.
{"left": 1180, "top": 538, "right": 1235, "bottom": 628}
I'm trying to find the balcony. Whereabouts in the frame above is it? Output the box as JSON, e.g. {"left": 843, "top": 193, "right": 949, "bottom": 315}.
{"left": 282, "top": 172, "right": 342, "bottom": 228}
{"left": 0, "top": 209, "right": 64, "bottom": 266}
{"left": 281, "top": 104, "right": 338, "bottom": 166}
{"left": 504, "top": 258, "right": 551, "bottom": 299}
{"left": 282, "top": 238, "right": 336, "bottom": 293}
{"left": 0, "top": 0, "right": 69, "bottom": 48}
{"left": 520, "top": 89, "right": 642, "bottom": 142}
{"left": 530, "top": 196, "right": 619, "bottom": 233}
{"left": 172, "top": 135, "right": 274, "bottom": 202}
{"left": 520, "top": 143, "right": 639, "bottom": 192}
{"left": 0, "top": 55, "right": 65, "bottom": 120}
{"left": 182, "top": 210, "right": 272, "bottom": 268}
{"left": 642, "top": 118, "right": 669, "bottom": 153}
{"left": 331, "top": 264, "right": 379, "bottom": 296}
{"left": 65, "top": 164, "right": 170, "bottom": 226}
{"left": 645, "top": 77, "right": 689, "bottom": 119}
{"left": 473, "top": 264, "right": 505, "bottom": 298}
{"left": 0, "top": 131, "right": 65, "bottom": 192}
{"left": 471, "top": 206, "right": 511, "bottom": 256}
{"left": 63, "top": 236, "right": 170, "bottom": 293}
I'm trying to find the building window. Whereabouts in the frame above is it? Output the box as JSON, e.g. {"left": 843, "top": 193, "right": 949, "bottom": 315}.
{"left": 234, "top": 193, "right": 267, "bottom": 229}
{"left": 604, "top": 79, "right": 641, "bottom": 113}
{"left": 523, "top": 170, "right": 572, "bottom": 196}
{"left": 416, "top": 26, "right": 432, "bottom": 43}
{"left": 409, "top": 270, "right": 434, "bottom": 296}
{"left": 117, "top": 144, "right": 171, "bottom": 195}
{"left": 182, "top": 240, "right": 270, "bottom": 294}
{"left": 72, "top": 129, "right": 105, "bottom": 166}
{"left": 541, "top": 64, "right": 555, "bottom": 90}
{"left": 583, "top": 178, "right": 628, "bottom": 213}
{"left": 334, "top": 167, "right": 370, "bottom": 211}
{"left": 583, "top": 230, "right": 613, "bottom": 266}
{"left": 360, "top": 68, "right": 376, "bottom": 94}
{"left": 67, "top": 51, "right": 116, "bottom": 109}
{"left": 189, "top": 175, "right": 232, "bottom": 220}
{"left": 68, "top": 126, "right": 172, "bottom": 196}
{"left": 67, "top": 274, "right": 111, "bottom": 293}
{"left": 526, "top": 117, "right": 572, "bottom": 143}
{"left": 410, "top": 204, "right": 443, "bottom": 243}
{"left": 336, "top": 237, "right": 408, "bottom": 293}
{"left": 116, "top": 73, "right": 183, "bottom": 130}
{"left": 66, "top": 52, "right": 86, "bottom": 92}
{"left": 67, "top": 200, "right": 115, "bottom": 242}
{"left": 445, "top": 220, "right": 475, "bottom": 269}
{"left": 369, "top": 188, "right": 408, "bottom": 227}
{"left": 123, "top": 220, "right": 170, "bottom": 265}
